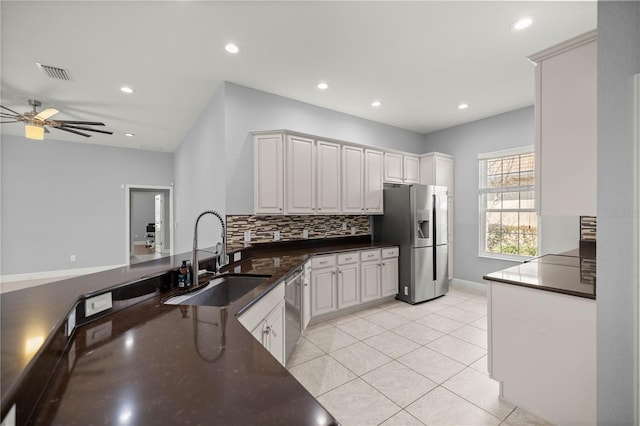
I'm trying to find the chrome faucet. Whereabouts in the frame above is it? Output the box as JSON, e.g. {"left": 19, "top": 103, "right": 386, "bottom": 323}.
{"left": 192, "top": 210, "right": 228, "bottom": 284}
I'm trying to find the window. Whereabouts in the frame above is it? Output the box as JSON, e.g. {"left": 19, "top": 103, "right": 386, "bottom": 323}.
{"left": 479, "top": 147, "right": 537, "bottom": 259}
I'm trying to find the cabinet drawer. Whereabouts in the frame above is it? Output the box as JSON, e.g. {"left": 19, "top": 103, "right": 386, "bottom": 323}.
{"left": 337, "top": 252, "right": 359, "bottom": 265}
{"left": 360, "top": 249, "right": 381, "bottom": 262}
{"left": 311, "top": 254, "right": 336, "bottom": 269}
{"left": 382, "top": 247, "right": 399, "bottom": 258}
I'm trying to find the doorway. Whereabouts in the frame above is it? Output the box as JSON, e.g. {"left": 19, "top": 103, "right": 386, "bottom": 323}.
{"left": 126, "top": 185, "right": 174, "bottom": 264}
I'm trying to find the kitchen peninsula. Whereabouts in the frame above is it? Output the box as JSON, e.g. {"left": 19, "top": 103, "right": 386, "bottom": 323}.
{"left": 1, "top": 236, "right": 396, "bottom": 425}
{"left": 484, "top": 250, "right": 596, "bottom": 425}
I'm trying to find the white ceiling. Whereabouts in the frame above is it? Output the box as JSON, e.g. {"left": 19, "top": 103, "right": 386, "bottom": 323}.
{"left": 0, "top": 1, "right": 597, "bottom": 152}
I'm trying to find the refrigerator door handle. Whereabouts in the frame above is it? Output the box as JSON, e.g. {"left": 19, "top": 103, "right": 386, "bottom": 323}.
{"left": 432, "top": 194, "right": 437, "bottom": 281}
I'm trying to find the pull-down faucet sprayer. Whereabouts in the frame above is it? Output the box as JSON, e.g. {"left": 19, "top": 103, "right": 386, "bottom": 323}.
{"left": 192, "top": 210, "right": 228, "bottom": 285}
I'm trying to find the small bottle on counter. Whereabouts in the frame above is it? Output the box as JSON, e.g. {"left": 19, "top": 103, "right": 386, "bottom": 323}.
{"left": 186, "top": 261, "right": 192, "bottom": 287}
{"left": 178, "top": 261, "right": 187, "bottom": 288}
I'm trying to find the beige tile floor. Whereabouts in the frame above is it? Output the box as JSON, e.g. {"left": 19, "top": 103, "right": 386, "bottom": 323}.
{"left": 287, "top": 287, "right": 553, "bottom": 426}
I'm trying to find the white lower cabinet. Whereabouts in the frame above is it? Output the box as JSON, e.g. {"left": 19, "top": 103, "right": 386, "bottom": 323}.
{"left": 360, "top": 260, "right": 381, "bottom": 303}
{"left": 337, "top": 252, "right": 360, "bottom": 309}
{"left": 302, "top": 261, "right": 312, "bottom": 330}
{"left": 238, "top": 282, "right": 286, "bottom": 366}
{"left": 381, "top": 248, "right": 399, "bottom": 297}
{"left": 360, "top": 249, "right": 382, "bottom": 303}
{"left": 311, "top": 255, "right": 338, "bottom": 316}
{"left": 308, "top": 247, "right": 398, "bottom": 321}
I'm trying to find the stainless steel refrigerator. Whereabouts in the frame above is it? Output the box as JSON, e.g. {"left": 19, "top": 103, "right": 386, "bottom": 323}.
{"left": 374, "top": 184, "right": 449, "bottom": 304}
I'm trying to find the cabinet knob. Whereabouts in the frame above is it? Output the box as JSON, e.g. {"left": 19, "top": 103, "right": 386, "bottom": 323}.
{"left": 263, "top": 325, "right": 272, "bottom": 335}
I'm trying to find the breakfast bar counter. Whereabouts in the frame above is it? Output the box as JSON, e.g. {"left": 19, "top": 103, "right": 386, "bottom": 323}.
{"left": 1, "top": 236, "right": 396, "bottom": 425}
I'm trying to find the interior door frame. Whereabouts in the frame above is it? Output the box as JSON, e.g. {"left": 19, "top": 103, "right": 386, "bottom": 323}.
{"left": 125, "top": 184, "right": 174, "bottom": 264}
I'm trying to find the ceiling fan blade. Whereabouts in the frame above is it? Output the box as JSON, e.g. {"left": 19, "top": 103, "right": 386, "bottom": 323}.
{"left": 55, "top": 120, "right": 106, "bottom": 126}
{"left": 54, "top": 127, "right": 91, "bottom": 137}
{"left": 35, "top": 107, "right": 59, "bottom": 121}
{"left": 59, "top": 124, "right": 113, "bottom": 135}
{"left": 0, "top": 112, "right": 19, "bottom": 119}
{"left": 0, "top": 120, "right": 20, "bottom": 123}
{"left": 1, "top": 105, "right": 21, "bottom": 116}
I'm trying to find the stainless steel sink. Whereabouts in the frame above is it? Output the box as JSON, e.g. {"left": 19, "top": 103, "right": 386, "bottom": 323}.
{"left": 164, "top": 275, "right": 268, "bottom": 307}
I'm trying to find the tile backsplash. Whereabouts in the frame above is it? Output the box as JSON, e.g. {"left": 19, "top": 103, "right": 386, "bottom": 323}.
{"left": 226, "top": 215, "right": 370, "bottom": 251}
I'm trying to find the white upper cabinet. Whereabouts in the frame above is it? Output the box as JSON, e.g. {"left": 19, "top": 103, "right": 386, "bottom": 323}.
{"left": 403, "top": 155, "right": 420, "bottom": 184}
{"left": 342, "top": 145, "right": 365, "bottom": 214}
{"left": 529, "top": 31, "right": 597, "bottom": 216}
{"left": 420, "top": 152, "right": 453, "bottom": 194}
{"left": 384, "top": 153, "right": 420, "bottom": 185}
{"left": 384, "top": 152, "right": 403, "bottom": 183}
{"left": 254, "top": 134, "right": 284, "bottom": 214}
{"left": 316, "top": 140, "right": 341, "bottom": 214}
{"left": 364, "top": 149, "right": 384, "bottom": 214}
{"left": 286, "top": 135, "right": 315, "bottom": 214}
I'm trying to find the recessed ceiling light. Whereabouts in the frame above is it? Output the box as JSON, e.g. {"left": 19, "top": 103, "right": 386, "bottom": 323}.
{"left": 512, "top": 16, "right": 534, "bottom": 31}
{"left": 458, "top": 103, "right": 469, "bottom": 110}
{"left": 124, "top": 133, "right": 135, "bottom": 137}
{"left": 317, "top": 82, "right": 329, "bottom": 90}
{"left": 120, "top": 86, "right": 134, "bottom": 94}
{"left": 371, "top": 100, "right": 381, "bottom": 107}
{"left": 225, "top": 43, "right": 240, "bottom": 54}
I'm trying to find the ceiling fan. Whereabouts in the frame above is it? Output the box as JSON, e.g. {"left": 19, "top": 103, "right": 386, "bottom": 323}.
{"left": 0, "top": 99, "right": 113, "bottom": 140}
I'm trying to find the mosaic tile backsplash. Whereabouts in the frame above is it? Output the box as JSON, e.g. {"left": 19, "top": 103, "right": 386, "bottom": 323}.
{"left": 226, "top": 215, "right": 371, "bottom": 251}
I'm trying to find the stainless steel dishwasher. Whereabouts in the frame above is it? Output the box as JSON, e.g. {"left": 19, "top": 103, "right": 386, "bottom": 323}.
{"left": 284, "top": 267, "right": 303, "bottom": 363}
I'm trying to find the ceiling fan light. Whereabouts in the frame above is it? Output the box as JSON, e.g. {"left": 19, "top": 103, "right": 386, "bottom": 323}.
{"left": 25, "top": 121, "right": 45, "bottom": 140}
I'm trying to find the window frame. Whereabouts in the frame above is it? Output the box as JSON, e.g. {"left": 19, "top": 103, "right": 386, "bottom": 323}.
{"left": 478, "top": 146, "right": 539, "bottom": 261}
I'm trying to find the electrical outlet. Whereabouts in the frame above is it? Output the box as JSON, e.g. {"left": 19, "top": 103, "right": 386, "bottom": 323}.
{"left": 404, "top": 286, "right": 409, "bottom": 296}
{"left": 303, "top": 229, "right": 309, "bottom": 238}
{"left": 342, "top": 222, "right": 347, "bottom": 231}
{"left": 351, "top": 227, "right": 356, "bottom": 235}
{"left": 274, "top": 230, "right": 281, "bottom": 241}
{"left": 70, "top": 254, "right": 76, "bottom": 262}
{"left": 244, "top": 231, "right": 251, "bottom": 242}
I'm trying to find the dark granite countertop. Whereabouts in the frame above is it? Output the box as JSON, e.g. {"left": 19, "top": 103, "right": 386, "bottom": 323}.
{"left": 482, "top": 249, "right": 596, "bottom": 300}
{"left": 1, "top": 236, "right": 397, "bottom": 425}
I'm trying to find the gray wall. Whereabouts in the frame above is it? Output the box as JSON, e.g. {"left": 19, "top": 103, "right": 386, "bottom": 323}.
{"left": 1, "top": 135, "right": 174, "bottom": 275}
{"left": 173, "top": 84, "right": 227, "bottom": 254}
{"left": 596, "top": 1, "right": 640, "bottom": 424}
{"left": 423, "top": 107, "right": 538, "bottom": 283}
{"left": 223, "top": 82, "right": 426, "bottom": 215}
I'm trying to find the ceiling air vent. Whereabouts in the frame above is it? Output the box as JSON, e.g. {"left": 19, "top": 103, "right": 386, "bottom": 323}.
{"left": 36, "top": 63, "right": 72, "bottom": 81}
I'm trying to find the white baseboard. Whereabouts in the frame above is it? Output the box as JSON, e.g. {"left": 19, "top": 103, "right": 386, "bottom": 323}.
{"left": 450, "top": 278, "right": 486, "bottom": 295}
{"left": 1, "top": 264, "right": 125, "bottom": 283}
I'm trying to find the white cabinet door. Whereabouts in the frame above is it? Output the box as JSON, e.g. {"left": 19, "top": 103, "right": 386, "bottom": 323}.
{"left": 264, "top": 300, "right": 285, "bottom": 366}
{"left": 384, "top": 152, "right": 403, "bottom": 183}
{"left": 531, "top": 33, "right": 597, "bottom": 216}
{"left": 337, "top": 263, "right": 360, "bottom": 309}
{"left": 361, "top": 260, "right": 381, "bottom": 303}
{"left": 286, "top": 135, "right": 315, "bottom": 214}
{"left": 420, "top": 152, "right": 454, "bottom": 194}
{"left": 404, "top": 155, "right": 420, "bottom": 184}
{"left": 434, "top": 156, "right": 453, "bottom": 192}
{"left": 302, "top": 262, "right": 311, "bottom": 330}
{"left": 311, "top": 266, "right": 337, "bottom": 316}
{"left": 254, "top": 134, "right": 284, "bottom": 214}
{"left": 381, "top": 256, "right": 399, "bottom": 297}
{"left": 342, "top": 146, "right": 364, "bottom": 214}
{"left": 316, "top": 140, "right": 341, "bottom": 214}
{"left": 364, "top": 149, "right": 384, "bottom": 214}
